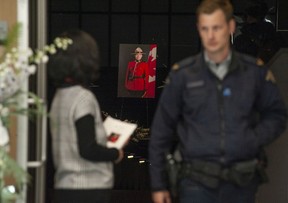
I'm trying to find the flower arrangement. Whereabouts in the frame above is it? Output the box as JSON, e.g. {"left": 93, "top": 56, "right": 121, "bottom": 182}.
{"left": 0, "top": 24, "right": 72, "bottom": 202}
{"left": 0, "top": 34, "right": 72, "bottom": 127}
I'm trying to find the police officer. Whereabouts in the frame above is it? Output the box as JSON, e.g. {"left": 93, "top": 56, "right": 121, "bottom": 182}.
{"left": 148, "top": 0, "right": 287, "bottom": 203}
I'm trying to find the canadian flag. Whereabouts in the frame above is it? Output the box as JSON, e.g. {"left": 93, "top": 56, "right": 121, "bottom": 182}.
{"left": 145, "top": 44, "right": 157, "bottom": 98}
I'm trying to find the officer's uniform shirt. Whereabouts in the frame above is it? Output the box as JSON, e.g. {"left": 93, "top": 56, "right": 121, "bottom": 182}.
{"left": 204, "top": 51, "right": 232, "bottom": 80}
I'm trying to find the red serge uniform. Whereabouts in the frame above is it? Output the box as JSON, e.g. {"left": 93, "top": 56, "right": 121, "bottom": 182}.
{"left": 125, "top": 61, "right": 149, "bottom": 91}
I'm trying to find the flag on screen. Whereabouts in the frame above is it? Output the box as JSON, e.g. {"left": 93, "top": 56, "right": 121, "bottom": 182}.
{"left": 145, "top": 44, "right": 157, "bottom": 98}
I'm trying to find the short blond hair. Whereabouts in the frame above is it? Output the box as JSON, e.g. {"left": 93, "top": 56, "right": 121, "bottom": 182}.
{"left": 196, "top": 0, "right": 234, "bottom": 22}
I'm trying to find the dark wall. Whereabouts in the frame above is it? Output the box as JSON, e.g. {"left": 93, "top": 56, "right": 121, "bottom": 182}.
{"left": 277, "top": 0, "right": 288, "bottom": 31}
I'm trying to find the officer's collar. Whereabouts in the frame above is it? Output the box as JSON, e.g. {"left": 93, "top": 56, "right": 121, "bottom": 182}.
{"left": 204, "top": 51, "right": 232, "bottom": 68}
{"left": 229, "top": 50, "right": 247, "bottom": 73}
{"left": 204, "top": 51, "right": 232, "bottom": 67}
{"left": 195, "top": 50, "right": 245, "bottom": 73}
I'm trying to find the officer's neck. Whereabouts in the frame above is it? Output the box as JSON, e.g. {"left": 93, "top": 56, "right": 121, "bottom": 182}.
{"left": 205, "top": 48, "right": 231, "bottom": 64}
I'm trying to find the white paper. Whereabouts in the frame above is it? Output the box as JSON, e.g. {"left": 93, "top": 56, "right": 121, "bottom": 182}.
{"left": 103, "top": 116, "right": 137, "bottom": 149}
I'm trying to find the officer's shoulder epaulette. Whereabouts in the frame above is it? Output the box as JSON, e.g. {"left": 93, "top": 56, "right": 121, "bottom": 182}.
{"left": 171, "top": 56, "right": 196, "bottom": 72}
{"left": 256, "top": 58, "right": 265, "bottom": 66}
{"left": 238, "top": 53, "right": 267, "bottom": 68}
{"left": 239, "top": 53, "right": 257, "bottom": 65}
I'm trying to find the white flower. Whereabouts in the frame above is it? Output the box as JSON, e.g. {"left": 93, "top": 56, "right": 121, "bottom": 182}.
{"left": 42, "top": 55, "right": 49, "bottom": 63}
{"left": 34, "top": 57, "right": 40, "bottom": 64}
{"left": 27, "top": 48, "right": 33, "bottom": 57}
{"left": 14, "top": 61, "right": 21, "bottom": 69}
{"left": 0, "top": 141, "right": 9, "bottom": 153}
{"left": 28, "top": 65, "right": 36, "bottom": 74}
{"left": 4, "top": 57, "right": 11, "bottom": 64}
{"left": 37, "top": 50, "right": 44, "bottom": 58}
{"left": 0, "top": 82, "right": 6, "bottom": 88}
{"left": 48, "top": 45, "right": 56, "bottom": 54}
{"left": 56, "top": 41, "right": 63, "bottom": 48}
{"left": 0, "top": 106, "right": 9, "bottom": 117}
{"left": 5, "top": 53, "right": 12, "bottom": 59}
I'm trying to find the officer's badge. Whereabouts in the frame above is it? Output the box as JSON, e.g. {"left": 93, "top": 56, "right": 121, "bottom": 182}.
{"left": 256, "top": 58, "right": 265, "bottom": 66}
{"left": 172, "top": 63, "right": 180, "bottom": 71}
{"left": 265, "top": 70, "right": 276, "bottom": 83}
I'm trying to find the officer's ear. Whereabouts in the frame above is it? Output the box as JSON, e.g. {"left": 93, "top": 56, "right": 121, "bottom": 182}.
{"left": 228, "top": 18, "right": 236, "bottom": 35}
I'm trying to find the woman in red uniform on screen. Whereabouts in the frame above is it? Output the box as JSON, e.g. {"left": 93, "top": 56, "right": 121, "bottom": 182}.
{"left": 125, "top": 47, "right": 149, "bottom": 98}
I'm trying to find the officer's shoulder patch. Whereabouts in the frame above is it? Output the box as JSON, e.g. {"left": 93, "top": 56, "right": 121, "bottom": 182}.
{"left": 172, "top": 63, "right": 180, "bottom": 71}
{"left": 256, "top": 58, "right": 265, "bottom": 66}
{"left": 265, "top": 70, "right": 276, "bottom": 83}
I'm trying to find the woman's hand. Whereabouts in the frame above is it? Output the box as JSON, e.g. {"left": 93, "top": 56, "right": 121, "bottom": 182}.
{"left": 114, "top": 149, "right": 124, "bottom": 164}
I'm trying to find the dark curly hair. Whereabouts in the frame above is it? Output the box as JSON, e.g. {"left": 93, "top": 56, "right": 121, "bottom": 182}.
{"left": 48, "top": 30, "right": 100, "bottom": 87}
